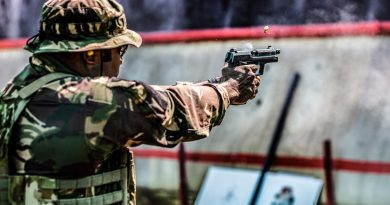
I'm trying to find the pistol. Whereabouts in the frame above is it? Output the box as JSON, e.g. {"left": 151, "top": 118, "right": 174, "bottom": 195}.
{"left": 224, "top": 46, "right": 280, "bottom": 75}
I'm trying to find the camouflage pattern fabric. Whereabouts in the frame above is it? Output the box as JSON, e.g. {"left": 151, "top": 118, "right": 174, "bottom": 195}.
{"left": 25, "top": 0, "right": 142, "bottom": 54}
{"left": 1, "top": 0, "right": 230, "bottom": 203}
{"left": 3, "top": 55, "right": 228, "bottom": 178}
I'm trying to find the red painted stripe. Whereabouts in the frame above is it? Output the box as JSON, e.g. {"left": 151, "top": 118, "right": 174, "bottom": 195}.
{"left": 1, "top": 21, "right": 390, "bottom": 49}
{"left": 141, "top": 21, "right": 390, "bottom": 43}
{"left": 132, "top": 149, "right": 390, "bottom": 174}
{"left": 0, "top": 38, "right": 27, "bottom": 49}
{"left": 141, "top": 21, "right": 382, "bottom": 43}
{"left": 334, "top": 159, "right": 390, "bottom": 174}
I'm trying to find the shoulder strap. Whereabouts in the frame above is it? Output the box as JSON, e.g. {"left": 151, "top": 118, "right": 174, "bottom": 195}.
{"left": 18, "top": 72, "right": 74, "bottom": 99}
{"left": 0, "top": 72, "right": 75, "bottom": 172}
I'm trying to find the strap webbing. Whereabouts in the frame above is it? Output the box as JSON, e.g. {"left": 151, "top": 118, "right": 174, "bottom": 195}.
{"left": 18, "top": 72, "right": 74, "bottom": 99}
{"left": 12, "top": 72, "right": 74, "bottom": 126}
{"left": 57, "top": 190, "right": 124, "bottom": 205}
{"left": 38, "top": 168, "right": 127, "bottom": 189}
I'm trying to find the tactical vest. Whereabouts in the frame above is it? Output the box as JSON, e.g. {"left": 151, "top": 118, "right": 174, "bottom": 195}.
{"left": 0, "top": 72, "right": 136, "bottom": 205}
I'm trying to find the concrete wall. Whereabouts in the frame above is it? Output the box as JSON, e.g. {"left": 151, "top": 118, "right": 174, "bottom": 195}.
{"left": 1, "top": 36, "right": 390, "bottom": 204}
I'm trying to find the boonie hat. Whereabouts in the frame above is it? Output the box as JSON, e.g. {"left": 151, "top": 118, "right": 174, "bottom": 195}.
{"left": 25, "top": 0, "right": 142, "bottom": 54}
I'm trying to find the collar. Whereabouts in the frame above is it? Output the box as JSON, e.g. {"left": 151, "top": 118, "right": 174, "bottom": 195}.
{"left": 30, "top": 55, "right": 79, "bottom": 76}
{"left": 11, "top": 55, "right": 79, "bottom": 87}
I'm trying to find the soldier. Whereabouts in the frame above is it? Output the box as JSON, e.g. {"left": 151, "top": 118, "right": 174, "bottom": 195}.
{"left": 0, "top": 0, "right": 260, "bottom": 204}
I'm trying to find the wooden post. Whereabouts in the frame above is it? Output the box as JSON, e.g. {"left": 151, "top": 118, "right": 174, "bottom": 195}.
{"left": 179, "top": 143, "right": 188, "bottom": 205}
{"left": 323, "top": 139, "right": 336, "bottom": 205}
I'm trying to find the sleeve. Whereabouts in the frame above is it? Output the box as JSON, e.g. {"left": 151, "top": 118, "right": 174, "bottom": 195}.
{"left": 82, "top": 77, "right": 230, "bottom": 148}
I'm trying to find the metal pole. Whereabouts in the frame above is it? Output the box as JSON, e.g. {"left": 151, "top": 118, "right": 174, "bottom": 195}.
{"left": 249, "top": 72, "right": 301, "bottom": 205}
{"left": 323, "top": 139, "right": 336, "bottom": 205}
{"left": 179, "top": 143, "right": 188, "bottom": 205}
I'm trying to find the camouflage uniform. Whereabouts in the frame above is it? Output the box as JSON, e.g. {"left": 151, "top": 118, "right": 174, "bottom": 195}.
{"left": 0, "top": 0, "right": 230, "bottom": 204}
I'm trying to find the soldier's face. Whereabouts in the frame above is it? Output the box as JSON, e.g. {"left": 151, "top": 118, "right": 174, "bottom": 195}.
{"left": 100, "top": 48, "right": 122, "bottom": 77}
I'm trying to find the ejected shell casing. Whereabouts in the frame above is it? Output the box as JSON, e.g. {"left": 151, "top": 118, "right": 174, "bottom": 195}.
{"left": 263, "top": 25, "right": 270, "bottom": 33}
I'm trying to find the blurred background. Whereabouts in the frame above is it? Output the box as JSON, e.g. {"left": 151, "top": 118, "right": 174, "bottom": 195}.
{"left": 1, "top": 0, "right": 390, "bottom": 205}
{"left": 1, "top": 0, "right": 390, "bottom": 38}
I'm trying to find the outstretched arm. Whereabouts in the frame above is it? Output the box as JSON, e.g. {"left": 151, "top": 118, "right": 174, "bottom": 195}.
{"left": 80, "top": 64, "right": 260, "bottom": 148}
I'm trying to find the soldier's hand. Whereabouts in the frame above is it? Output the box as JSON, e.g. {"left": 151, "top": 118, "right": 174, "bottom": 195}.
{"left": 220, "top": 64, "right": 261, "bottom": 105}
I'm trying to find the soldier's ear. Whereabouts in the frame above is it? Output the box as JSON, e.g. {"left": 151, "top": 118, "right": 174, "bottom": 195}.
{"left": 83, "top": 50, "right": 97, "bottom": 65}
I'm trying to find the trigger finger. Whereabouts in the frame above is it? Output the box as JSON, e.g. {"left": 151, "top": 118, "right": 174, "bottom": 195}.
{"left": 239, "top": 64, "right": 257, "bottom": 73}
